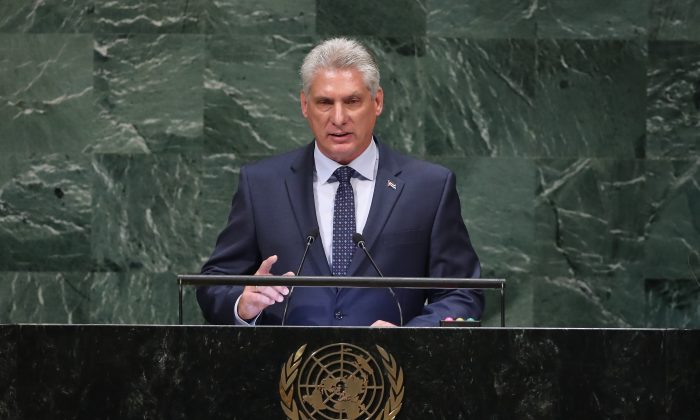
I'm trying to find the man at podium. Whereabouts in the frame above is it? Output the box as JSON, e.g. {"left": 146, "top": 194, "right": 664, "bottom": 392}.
{"left": 197, "top": 38, "right": 483, "bottom": 327}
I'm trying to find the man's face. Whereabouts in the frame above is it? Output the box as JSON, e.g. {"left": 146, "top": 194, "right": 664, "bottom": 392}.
{"left": 301, "top": 67, "right": 383, "bottom": 165}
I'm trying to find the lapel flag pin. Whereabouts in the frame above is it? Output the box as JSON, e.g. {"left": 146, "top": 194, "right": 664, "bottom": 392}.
{"left": 387, "top": 179, "right": 397, "bottom": 190}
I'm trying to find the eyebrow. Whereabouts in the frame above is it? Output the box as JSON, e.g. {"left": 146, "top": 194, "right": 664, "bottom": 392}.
{"left": 313, "top": 91, "right": 363, "bottom": 101}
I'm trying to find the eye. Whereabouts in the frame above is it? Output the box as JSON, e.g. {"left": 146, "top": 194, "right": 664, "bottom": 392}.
{"left": 315, "top": 98, "right": 333, "bottom": 109}
{"left": 345, "top": 96, "right": 361, "bottom": 105}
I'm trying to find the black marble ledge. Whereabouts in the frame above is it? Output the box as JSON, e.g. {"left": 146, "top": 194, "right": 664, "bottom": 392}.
{"left": 0, "top": 325, "right": 17, "bottom": 420}
{"left": 1, "top": 325, "right": 698, "bottom": 419}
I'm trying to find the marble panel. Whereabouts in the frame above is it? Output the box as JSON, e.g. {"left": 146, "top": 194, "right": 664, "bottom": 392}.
{"left": 553, "top": 329, "right": 665, "bottom": 417}
{"left": 316, "top": 0, "right": 427, "bottom": 37}
{"left": 480, "top": 275, "right": 532, "bottom": 327}
{"left": 642, "top": 159, "right": 700, "bottom": 280}
{"left": 437, "top": 157, "right": 535, "bottom": 274}
{"left": 0, "top": 34, "right": 94, "bottom": 155}
{"left": 535, "top": 159, "right": 649, "bottom": 278}
{"left": 88, "top": 271, "right": 201, "bottom": 325}
{"left": 533, "top": 274, "right": 648, "bottom": 327}
{"left": 15, "top": 325, "right": 239, "bottom": 418}
{"left": 0, "top": 0, "right": 94, "bottom": 33}
{"left": 88, "top": 0, "right": 206, "bottom": 33}
{"left": 645, "top": 279, "right": 700, "bottom": 328}
{"left": 197, "top": 153, "right": 268, "bottom": 267}
{"left": 179, "top": 286, "right": 208, "bottom": 325}
{"left": 203, "top": 35, "right": 315, "bottom": 156}
{"left": 0, "top": 272, "right": 90, "bottom": 324}
{"left": 0, "top": 325, "right": 17, "bottom": 420}
{"left": 537, "top": 0, "right": 648, "bottom": 39}
{"left": 422, "top": 38, "right": 538, "bottom": 157}
{"left": 90, "top": 34, "right": 205, "bottom": 154}
{"left": 9, "top": 326, "right": 677, "bottom": 418}
{"left": 535, "top": 40, "right": 647, "bottom": 158}
{"left": 426, "top": 0, "right": 536, "bottom": 38}
{"left": 0, "top": 0, "right": 205, "bottom": 33}
{"left": 204, "top": 0, "right": 315, "bottom": 35}
{"left": 0, "top": 158, "right": 23, "bottom": 191}
{"left": 0, "top": 154, "right": 92, "bottom": 271}
{"left": 647, "top": 41, "right": 700, "bottom": 158}
{"left": 432, "top": 157, "right": 535, "bottom": 326}
{"left": 649, "top": 0, "right": 700, "bottom": 40}
{"left": 91, "top": 154, "right": 204, "bottom": 273}
{"left": 533, "top": 158, "right": 700, "bottom": 327}
{"left": 665, "top": 330, "right": 700, "bottom": 416}
{"left": 362, "top": 37, "right": 426, "bottom": 155}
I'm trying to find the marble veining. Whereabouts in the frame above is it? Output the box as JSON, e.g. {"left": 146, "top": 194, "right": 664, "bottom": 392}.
{"left": 0, "top": 1, "right": 698, "bottom": 329}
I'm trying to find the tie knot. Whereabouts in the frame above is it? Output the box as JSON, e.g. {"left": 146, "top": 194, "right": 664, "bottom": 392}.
{"left": 333, "top": 166, "right": 355, "bottom": 184}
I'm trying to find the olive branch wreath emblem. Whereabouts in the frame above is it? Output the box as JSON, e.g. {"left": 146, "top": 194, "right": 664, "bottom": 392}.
{"left": 279, "top": 344, "right": 404, "bottom": 419}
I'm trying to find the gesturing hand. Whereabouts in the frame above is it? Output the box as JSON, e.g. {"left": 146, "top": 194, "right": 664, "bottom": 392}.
{"left": 237, "top": 255, "right": 293, "bottom": 321}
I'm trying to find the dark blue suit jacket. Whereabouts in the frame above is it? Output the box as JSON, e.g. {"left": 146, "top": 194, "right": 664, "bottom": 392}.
{"left": 197, "top": 140, "right": 484, "bottom": 326}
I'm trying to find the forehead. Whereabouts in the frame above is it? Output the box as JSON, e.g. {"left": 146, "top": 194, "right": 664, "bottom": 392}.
{"left": 308, "top": 67, "right": 370, "bottom": 95}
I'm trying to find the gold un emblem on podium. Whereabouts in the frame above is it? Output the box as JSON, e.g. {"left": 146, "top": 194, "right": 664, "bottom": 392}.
{"left": 279, "top": 343, "right": 404, "bottom": 419}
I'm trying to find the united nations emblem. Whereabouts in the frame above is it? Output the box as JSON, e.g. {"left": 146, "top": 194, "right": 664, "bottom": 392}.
{"left": 279, "top": 343, "right": 404, "bottom": 419}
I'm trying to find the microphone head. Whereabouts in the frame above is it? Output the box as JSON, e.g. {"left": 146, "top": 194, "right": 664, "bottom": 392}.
{"left": 352, "top": 232, "right": 364, "bottom": 246}
{"left": 306, "top": 227, "right": 320, "bottom": 243}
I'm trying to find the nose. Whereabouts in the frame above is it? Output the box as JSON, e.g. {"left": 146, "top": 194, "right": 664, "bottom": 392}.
{"left": 330, "top": 102, "right": 348, "bottom": 126}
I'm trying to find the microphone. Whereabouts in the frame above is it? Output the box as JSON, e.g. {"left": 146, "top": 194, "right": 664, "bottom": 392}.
{"left": 352, "top": 232, "right": 403, "bottom": 326}
{"left": 281, "top": 228, "right": 319, "bottom": 326}
{"left": 297, "top": 228, "right": 320, "bottom": 276}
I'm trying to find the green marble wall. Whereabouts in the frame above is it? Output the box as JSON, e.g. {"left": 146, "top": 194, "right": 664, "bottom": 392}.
{"left": 0, "top": 0, "right": 698, "bottom": 327}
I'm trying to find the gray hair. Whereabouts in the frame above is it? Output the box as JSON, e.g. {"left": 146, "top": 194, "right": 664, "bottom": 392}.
{"left": 300, "top": 37, "right": 381, "bottom": 98}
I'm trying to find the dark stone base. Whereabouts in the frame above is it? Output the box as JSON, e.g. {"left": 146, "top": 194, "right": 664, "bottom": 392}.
{"left": 0, "top": 325, "right": 698, "bottom": 418}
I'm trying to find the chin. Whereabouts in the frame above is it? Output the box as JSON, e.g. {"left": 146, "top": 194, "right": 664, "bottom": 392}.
{"left": 329, "top": 149, "right": 356, "bottom": 164}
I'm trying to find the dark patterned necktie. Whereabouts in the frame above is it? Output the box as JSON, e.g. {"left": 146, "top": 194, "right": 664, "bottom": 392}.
{"left": 331, "top": 166, "right": 356, "bottom": 276}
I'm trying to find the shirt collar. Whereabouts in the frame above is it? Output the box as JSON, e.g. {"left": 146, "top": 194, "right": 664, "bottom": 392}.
{"left": 314, "top": 138, "right": 378, "bottom": 183}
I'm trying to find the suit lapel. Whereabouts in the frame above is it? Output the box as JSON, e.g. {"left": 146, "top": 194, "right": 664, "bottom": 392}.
{"left": 284, "top": 142, "right": 331, "bottom": 276}
{"left": 346, "top": 142, "right": 404, "bottom": 276}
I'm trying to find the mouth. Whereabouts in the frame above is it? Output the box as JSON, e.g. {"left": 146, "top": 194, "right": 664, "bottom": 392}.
{"left": 328, "top": 132, "right": 352, "bottom": 141}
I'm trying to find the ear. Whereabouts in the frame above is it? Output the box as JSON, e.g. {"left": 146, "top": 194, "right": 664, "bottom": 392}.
{"left": 374, "top": 88, "right": 384, "bottom": 116}
{"left": 300, "top": 90, "right": 309, "bottom": 118}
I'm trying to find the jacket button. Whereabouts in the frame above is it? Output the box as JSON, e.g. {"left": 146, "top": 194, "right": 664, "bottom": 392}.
{"left": 334, "top": 311, "right": 343, "bottom": 320}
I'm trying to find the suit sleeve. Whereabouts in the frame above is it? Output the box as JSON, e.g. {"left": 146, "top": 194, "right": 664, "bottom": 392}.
{"left": 403, "top": 170, "right": 485, "bottom": 327}
{"left": 196, "top": 167, "right": 262, "bottom": 324}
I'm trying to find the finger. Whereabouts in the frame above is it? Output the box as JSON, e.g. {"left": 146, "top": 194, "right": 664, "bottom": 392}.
{"left": 256, "top": 286, "right": 288, "bottom": 303}
{"left": 245, "top": 284, "right": 288, "bottom": 298}
{"left": 272, "top": 285, "right": 290, "bottom": 296}
{"left": 242, "top": 287, "right": 275, "bottom": 304}
{"left": 255, "top": 255, "right": 278, "bottom": 275}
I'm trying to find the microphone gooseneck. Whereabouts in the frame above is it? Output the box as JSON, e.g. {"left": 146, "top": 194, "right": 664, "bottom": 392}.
{"left": 296, "top": 227, "right": 320, "bottom": 276}
{"left": 282, "top": 228, "right": 319, "bottom": 326}
{"left": 352, "top": 232, "right": 403, "bottom": 326}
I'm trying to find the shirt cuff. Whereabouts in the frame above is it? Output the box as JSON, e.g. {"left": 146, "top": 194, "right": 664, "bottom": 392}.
{"left": 233, "top": 294, "right": 260, "bottom": 326}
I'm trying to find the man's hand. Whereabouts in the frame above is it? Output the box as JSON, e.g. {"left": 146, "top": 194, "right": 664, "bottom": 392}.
{"left": 371, "top": 320, "right": 397, "bottom": 327}
{"left": 237, "top": 255, "right": 293, "bottom": 321}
